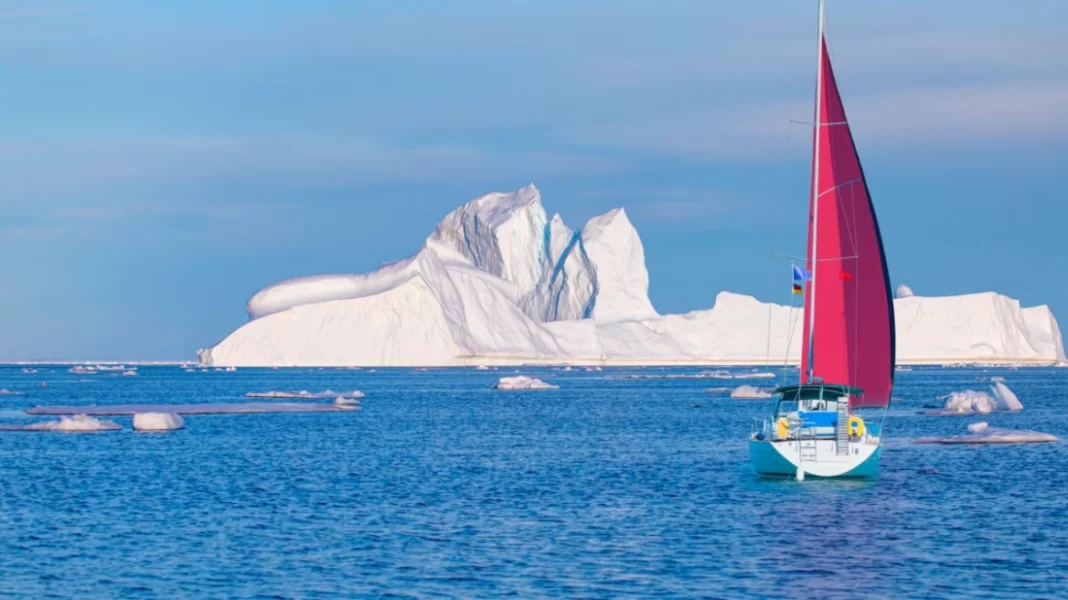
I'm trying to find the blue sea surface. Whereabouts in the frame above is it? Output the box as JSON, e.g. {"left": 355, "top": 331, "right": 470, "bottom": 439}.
{"left": 1, "top": 365, "right": 1066, "bottom": 598}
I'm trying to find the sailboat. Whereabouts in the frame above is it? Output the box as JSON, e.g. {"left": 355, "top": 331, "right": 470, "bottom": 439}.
{"left": 748, "top": 0, "right": 895, "bottom": 480}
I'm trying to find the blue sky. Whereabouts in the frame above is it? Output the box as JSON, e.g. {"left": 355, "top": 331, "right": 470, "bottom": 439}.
{"left": 0, "top": 0, "right": 1065, "bottom": 360}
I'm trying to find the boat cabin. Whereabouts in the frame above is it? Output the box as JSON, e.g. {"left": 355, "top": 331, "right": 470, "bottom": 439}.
{"left": 772, "top": 383, "right": 863, "bottom": 437}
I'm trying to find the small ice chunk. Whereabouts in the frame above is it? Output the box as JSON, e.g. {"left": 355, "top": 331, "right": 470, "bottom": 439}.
{"left": 133, "top": 412, "right": 184, "bottom": 431}
{"left": 475, "top": 364, "right": 490, "bottom": 370}
{"left": 25, "top": 415, "right": 121, "bottom": 432}
{"left": 967, "top": 421, "right": 989, "bottom": 433}
{"left": 730, "top": 385, "right": 773, "bottom": 399}
{"left": 122, "top": 370, "right": 138, "bottom": 377}
{"left": 0, "top": 389, "right": 25, "bottom": 396}
{"left": 334, "top": 396, "right": 362, "bottom": 410}
{"left": 991, "top": 381, "right": 1023, "bottom": 411}
{"left": 735, "top": 371, "right": 776, "bottom": 380}
{"left": 496, "top": 376, "right": 559, "bottom": 390}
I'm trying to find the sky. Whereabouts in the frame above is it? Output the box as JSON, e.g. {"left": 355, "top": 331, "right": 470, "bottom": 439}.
{"left": 0, "top": 0, "right": 1065, "bottom": 360}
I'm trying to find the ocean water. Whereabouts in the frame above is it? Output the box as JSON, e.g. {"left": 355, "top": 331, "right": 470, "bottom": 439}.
{"left": 1, "top": 365, "right": 1066, "bottom": 598}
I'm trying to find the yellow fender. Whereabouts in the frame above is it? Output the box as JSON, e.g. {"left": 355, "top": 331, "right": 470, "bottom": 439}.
{"left": 776, "top": 418, "right": 790, "bottom": 439}
{"left": 848, "top": 415, "right": 865, "bottom": 437}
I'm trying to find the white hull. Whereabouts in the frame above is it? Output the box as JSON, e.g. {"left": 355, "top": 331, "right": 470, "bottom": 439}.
{"left": 748, "top": 438, "right": 881, "bottom": 479}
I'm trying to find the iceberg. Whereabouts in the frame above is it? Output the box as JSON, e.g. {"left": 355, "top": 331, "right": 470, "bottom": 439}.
{"left": 991, "top": 381, "right": 1023, "bottom": 411}
{"left": 133, "top": 412, "right": 184, "bottom": 431}
{"left": 938, "top": 390, "right": 999, "bottom": 414}
{"left": 496, "top": 376, "right": 558, "bottom": 390}
{"left": 924, "top": 382, "right": 1023, "bottom": 415}
{"left": 333, "top": 396, "right": 362, "bottom": 410}
{"left": 730, "top": 385, "right": 773, "bottom": 399}
{"left": 200, "top": 185, "right": 1066, "bottom": 367}
{"left": 13, "top": 415, "right": 122, "bottom": 432}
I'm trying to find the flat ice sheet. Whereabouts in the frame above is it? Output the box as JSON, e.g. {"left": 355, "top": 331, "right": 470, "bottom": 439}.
{"left": 25, "top": 402, "right": 352, "bottom": 416}
{"left": 914, "top": 428, "right": 1057, "bottom": 445}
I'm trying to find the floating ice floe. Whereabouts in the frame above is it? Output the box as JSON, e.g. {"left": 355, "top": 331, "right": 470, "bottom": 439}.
{"left": 27, "top": 402, "right": 353, "bottom": 416}
{"left": 496, "top": 376, "right": 559, "bottom": 390}
{"left": 730, "top": 385, "right": 773, "bottom": 399}
{"left": 121, "top": 370, "right": 138, "bottom": 377}
{"left": 475, "top": 365, "right": 490, "bottom": 370}
{"left": 923, "top": 382, "right": 1023, "bottom": 415}
{"left": 727, "top": 371, "right": 777, "bottom": 380}
{"left": 612, "top": 370, "right": 774, "bottom": 380}
{"left": 246, "top": 390, "right": 364, "bottom": 399}
{"left": 10, "top": 415, "right": 122, "bottom": 432}
{"left": 20, "top": 368, "right": 37, "bottom": 374}
{"left": 133, "top": 412, "right": 184, "bottom": 431}
{"left": 0, "top": 389, "right": 25, "bottom": 396}
{"left": 68, "top": 366, "right": 97, "bottom": 374}
{"left": 914, "top": 421, "right": 1057, "bottom": 445}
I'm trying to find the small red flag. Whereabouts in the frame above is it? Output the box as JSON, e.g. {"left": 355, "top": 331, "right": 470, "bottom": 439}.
{"left": 839, "top": 270, "right": 853, "bottom": 281}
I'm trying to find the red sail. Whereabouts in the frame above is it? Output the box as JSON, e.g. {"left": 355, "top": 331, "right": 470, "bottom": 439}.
{"left": 800, "top": 37, "right": 895, "bottom": 408}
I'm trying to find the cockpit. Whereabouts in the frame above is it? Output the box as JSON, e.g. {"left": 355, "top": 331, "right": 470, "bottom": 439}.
{"left": 772, "top": 383, "right": 863, "bottom": 438}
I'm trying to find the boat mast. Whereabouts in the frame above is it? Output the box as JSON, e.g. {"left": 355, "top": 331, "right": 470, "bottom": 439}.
{"left": 805, "top": 0, "right": 825, "bottom": 382}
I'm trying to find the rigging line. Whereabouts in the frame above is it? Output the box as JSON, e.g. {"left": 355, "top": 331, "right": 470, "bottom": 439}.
{"left": 850, "top": 184, "right": 861, "bottom": 393}
{"left": 836, "top": 183, "right": 861, "bottom": 260}
{"left": 783, "top": 291, "right": 803, "bottom": 382}
{"left": 765, "top": 246, "right": 777, "bottom": 369}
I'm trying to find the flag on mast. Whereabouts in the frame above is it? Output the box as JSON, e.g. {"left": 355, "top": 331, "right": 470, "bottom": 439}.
{"left": 793, "top": 265, "right": 812, "bottom": 282}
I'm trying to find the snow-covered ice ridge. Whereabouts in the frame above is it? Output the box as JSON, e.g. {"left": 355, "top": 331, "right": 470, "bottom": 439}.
{"left": 200, "top": 184, "right": 1066, "bottom": 367}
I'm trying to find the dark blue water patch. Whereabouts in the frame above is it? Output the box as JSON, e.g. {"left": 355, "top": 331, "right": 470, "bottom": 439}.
{"left": 0, "top": 365, "right": 1066, "bottom": 598}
